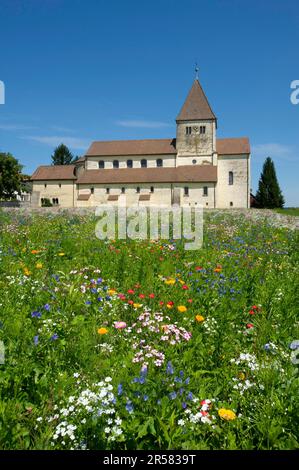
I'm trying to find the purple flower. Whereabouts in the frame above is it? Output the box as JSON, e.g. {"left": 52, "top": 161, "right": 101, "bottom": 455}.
{"left": 31, "top": 311, "right": 41, "bottom": 318}
{"left": 97, "top": 297, "right": 103, "bottom": 302}
{"left": 187, "top": 392, "right": 193, "bottom": 400}
{"left": 117, "top": 383, "right": 123, "bottom": 396}
{"left": 44, "top": 304, "right": 50, "bottom": 311}
{"left": 166, "top": 361, "right": 174, "bottom": 375}
{"left": 125, "top": 401, "right": 134, "bottom": 413}
{"left": 85, "top": 301, "right": 92, "bottom": 305}
{"left": 169, "top": 391, "right": 177, "bottom": 400}
{"left": 97, "top": 278, "right": 103, "bottom": 284}
{"left": 182, "top": 402, "right": 187, "bottom": 409}
{"left": 289, "top": 340, "right": 299, "bottom": 350}
{"left": 185, "top": 377, "right": 190, "bottom": 385}
{"left": 51, "top": 333, "right": 58, "bottom": 341}
{"left": 143, "top": 395, "right": 149, "bottom": 401}
{"left": 34, "top": 335, "right": 39, "bottom": 345}
{"left": 264, "top": 343, "right": 271, "bottom": 351}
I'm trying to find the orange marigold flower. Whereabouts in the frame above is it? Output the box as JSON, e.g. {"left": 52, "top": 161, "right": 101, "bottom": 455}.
{"left": 195, "top": 315, "right": 205, "bottom": 323}
{"left": 98, "top": 327, "right": 108, "bottom": 335}
{"left": 31, "top": 250, "right": 40, "bottom": 254}
{"left": 177, "top": 305, "right": 187, "bottom": 313}
{"left": 218, "top": 408, "right": 237, "bottom": 421}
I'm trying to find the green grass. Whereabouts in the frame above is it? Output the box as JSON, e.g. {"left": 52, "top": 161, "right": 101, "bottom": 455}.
{"left": 274, "top": 207, "right": 299, "bottom": 216}
{"left": 0, "top": 209, "right": 298, "bottom": 450}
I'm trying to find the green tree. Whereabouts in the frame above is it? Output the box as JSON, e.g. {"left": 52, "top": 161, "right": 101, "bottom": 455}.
{"left": 0, "top": 153, "right": 23, "bottom": 199}
{"left": 51, "top": 143, "right": 74, "bottom": 165}
{"left": 256, "top": 157, "right": 284, "bottom": 208}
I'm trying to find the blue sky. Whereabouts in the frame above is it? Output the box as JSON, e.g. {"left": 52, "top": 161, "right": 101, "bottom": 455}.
{"left": 0, "top": 0, "right": 298, "bottom": 205}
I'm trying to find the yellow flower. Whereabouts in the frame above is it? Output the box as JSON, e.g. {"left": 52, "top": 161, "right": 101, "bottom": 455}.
{"left": 218, "top": 408, "right": 237, "bottom": 421}
{"left": 23, "top": 267, "right": 31, "bottom": 276}
{"left": 195, "top": 314, "right": 205, "bottom": 323}
{"left": 238, "top": 372, "right": 246, "bottom": 381}
{"left": 177, "top": 305, "right": 187, "bottom": 313}
{"left": 178, "top": 279, "right": 185, "bottom": 285}
{"left": 108, "top": 289, "right": 117, "bottom": 295}
{"left": 165, "top": 279, "right": 176, "bottom": 285}
{"left": 133, "top": 303, "right": 142, "bottom": 308}
{"left": 58, "top": 252, "right": 65, "bottom": 256}
{"left": 36, "top": 262, "right": 43, "bottom": 269}
{"left": 98, "top": 327, "right": 108, "bottom": 335}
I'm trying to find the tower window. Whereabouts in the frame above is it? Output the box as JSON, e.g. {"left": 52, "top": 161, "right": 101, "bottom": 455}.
{"left": 186, "top": 126, "right": 192, "bottom": 135}
{"left": 113, "top": 160, "right": 119, "bottom": 169}
{"left": 203, "top": 186, "right": 208, "bottom": 196}
{"left": 184, "top": 187, "right": 189, "bottom": 196}
{"left": 150, "top": 186, "right": 154, "bottom": 193}
{"left": 127, "top": 159, "right": 133, "bottom": 168}
{"left": 200, "top": 126, "right": 206, "bottom": 134}
{"left": 136, "top": 187, "right": 140, "bottom": 193}
{"left": 99, "top": 161, "right": 105, "bottom": 169}
{"left": 229, "top": 171, "right": 234, "bottom": 185}
{"left": 121, "top": 187, "right": 125, "bottom": 194}
{"left": 156, "top": 158, "right": 163, "bottom": 167}
{"left": 141, "top": 159, "right": 147, "bottom": 168}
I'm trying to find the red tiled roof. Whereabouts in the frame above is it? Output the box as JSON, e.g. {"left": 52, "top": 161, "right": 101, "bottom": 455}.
{"left": 31, "top": 165, "right": 76, "bottom": 180}
{"left": 86, "top": 139, "right": 177, "bottom": 156}
{"left": 176, "top": 79, "right": 216, "bottom": 121}
{"left": 77, "top": 165, "right": 217, "bottom": 184}
{"left": 217, "top": 137, "right": 250, "bottom": 155}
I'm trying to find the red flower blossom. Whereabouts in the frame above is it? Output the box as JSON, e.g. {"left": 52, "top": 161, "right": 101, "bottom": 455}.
{"left": 159, "top": 301, "right": 164, "bottom": 306}
{"left": 249, "top": 310, "right": 255, "bottom": 315}
{"left": 127, "top": 289, "right": 135, "bottom": 294}
{"left": 128, "top": 300, "right": 134, "bottom": 305}
{"left": 139, "top": 294, "right": 145, "bottom": 299}
{"left": 187, "top": 298, "right": 193, "bottom": 303}
{"left": 182, "top": 285, "right": 189, "bottom": 290}
{"left": 246, "top": 323, "right": 254, "bottom": 329}
{"left": 149, "top": 293, "right": 155, "bottom": 298}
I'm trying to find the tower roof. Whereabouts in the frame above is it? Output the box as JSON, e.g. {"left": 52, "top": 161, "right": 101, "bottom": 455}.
{"left": 176, "top": 79, "right": 216, "bottom": 122}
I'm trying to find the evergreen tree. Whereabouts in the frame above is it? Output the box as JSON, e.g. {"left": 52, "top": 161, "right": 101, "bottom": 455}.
{"left": 51, "top": 144, "right": 74, "bottom": 165}
{"left": 0, "top": 152, "right": 23, "bottom": 199}
{"left": 256, "top": 157, "right": 284, "bottom": 208}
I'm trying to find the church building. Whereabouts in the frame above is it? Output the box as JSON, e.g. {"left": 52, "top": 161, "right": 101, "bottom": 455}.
{"left": 31, "top": 78, "right": 250, "bottom": 208}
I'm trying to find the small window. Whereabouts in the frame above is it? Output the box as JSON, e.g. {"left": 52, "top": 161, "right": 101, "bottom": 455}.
{"left": 185, "top": 126, "right": 192, "bottom": 135}
{"left": 59, "top": 183, "right": 61, "bottom": 188}
{"left": 206, "top": 202, "right": 208, "bottom": 206}
{"left": 91, "top": 187, "right": 94, "bottom": 194}
{"left": 230, "top": 201, "right": 233, "bottom": 207}
{"left": 98, "top": 161, "right": 105, "bottom": 169}
{"left": 156, "top": 158, "right": 163, "bottom": 167}
{"left": 192, "top": 159, "right": 197, "bottom": 165}
{"left": 200, "top": 126, "right": 206, "bottom": 134}
{"left": 127, "top": 159, "right": 133, "bottom": 168}
{"left": 106, "top": 188, "right": 110, "bottom": 194}
{"left": 113, "top": 160, "right": 119, "bottom": 169}
{"left": 52, "top": 198, "right": 59, "bottom": 206}
{"left": 150, "top": 186, "right": 154, "bottom": 193}
{"left": 136, "top": 187, "right": 140, "bottom": 193}
{"left": 203, "top": 186, "right": 208, "bottom": 196}
{"left": 121, "top": 187, "right": 125, "bottom": 194}
{"left": 44, "top": 184, "right": 47, "bottom": 189}
{"left": 141, "top": 159, "right": 147, "bottom": 168}
{"left": 229, "top": 171, "right": 234, "bottom": 185}
{"left": 184, "top": 187, "right": 189, "bottom": 196}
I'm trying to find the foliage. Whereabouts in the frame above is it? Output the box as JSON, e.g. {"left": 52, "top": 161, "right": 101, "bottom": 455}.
{"left": 256, "top": 157, "right": 284, "bottom": 208}
{"left": 41, "top": 198, "right": 53, "bottom": 207}
{"left": 0, "top": 210, "right": 298, "bottom": 450}
{"left": 51, "top": 144, "right": 74, "bottom": 166}
{"left": 0, "top": 152, "right": 23, "bottom": 199}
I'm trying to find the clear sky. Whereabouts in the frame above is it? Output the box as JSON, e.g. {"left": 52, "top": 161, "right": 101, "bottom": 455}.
{"left": 0, "top": 0, "right": 298, "bottom": 205}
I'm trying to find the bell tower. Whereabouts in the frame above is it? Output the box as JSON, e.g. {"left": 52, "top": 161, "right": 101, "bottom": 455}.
{"left": 176, "top": 76, "right": 217, "bottom": 166}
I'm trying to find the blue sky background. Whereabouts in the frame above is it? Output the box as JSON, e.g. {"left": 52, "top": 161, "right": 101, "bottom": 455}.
{"left": 0, "top": 0, "right": 298, "bottom": 205}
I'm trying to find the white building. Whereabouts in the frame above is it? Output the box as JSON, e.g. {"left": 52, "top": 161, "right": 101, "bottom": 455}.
{"left": 31, "top": 78, "right": 250, "bottom": 208}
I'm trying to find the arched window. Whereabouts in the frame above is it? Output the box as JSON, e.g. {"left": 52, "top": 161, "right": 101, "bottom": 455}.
{"left": 141, "top": 159, "right": 147, "bottom": 168}
{"left": 136, "top": 187, "right": 140, "bottom": 193}
{"left": 127, "top": 159, "right": 133, "bottom": 168}
{"left": 156, "top": 158, "right": 163, "bottom": 167}
{"left": 184, "top": 187, "right": 189, "bottom": 196}
{"left": 113, "top": 160, "right": 119, "bottom": 169}
{"left": 229, "top": 171, "right": 234, "bottom": 185}
{"left": 98, "top": 161, "right": 105, "bottom": 169}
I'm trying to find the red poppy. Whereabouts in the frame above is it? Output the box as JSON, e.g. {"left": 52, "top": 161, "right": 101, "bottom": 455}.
{"left": 187, "top": 298, "right": 193, "bottom": 303}
{"left": 182, "top": 285, "right": 189, "bottom": 290}
{"left": 167, "top": 301, "right": 174, "bottom": 307}
{"left": 246, "top": 323, "right": 254, "bottom": 329}
{"left": 159, "top": 301, "right": 164, "bottom": 306}
{"left": 195, "top": 266, "right": 203, "bottom": 271}
{"left": 127, "top": 289, "right": 135, "bottom": 294}
{"left": 149, "top": 293, "right": 155, "bottom": 298}
{"left": 128, "top": 300, "right": 134, "bottom": 305}
{"left": 139, "top": 294, "right": 145, "bottom": 299}
{"left": 249, "top": 310, "right": 255, "bottom": 315}
{"left": 201, "top": 411, "right": 208, "bottom": 417}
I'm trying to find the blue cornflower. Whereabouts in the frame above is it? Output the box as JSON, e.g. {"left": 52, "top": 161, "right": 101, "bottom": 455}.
{"left": 105, "top": 295, "right": 111, "bottom": 301}
{"left": 143, "top": 395, "right": 149, "bottom": 401}
{"left": 97, "top": 278, "right": 103, "bottom": 284}
{"left": 50, "top": 333, "right": 58, "bottom": 341}
{"left": 139, "top": 376, "right": 146, "bottom": 385}
{"left": 31, "top": 311, "right": 42, "bottom": 318}
{"left": 34, "top": 335, "right": 39, "bottom": 345}
{"left": 85, "top": 301, "right": 91, "bottom": 305}
{"left": 179, "top": 370, "right": 184, "bottom": 378}
{"left": 132, "top": 377, "right": 140, "bottom": 383}
{"left": 117, "top": 383, "right": 123, "bottom": 396}
{"left": 182, "top": 402, "right": 187, "bottom": 409}
{"left": 125, "top": 401, "right": 134, "bottom": 413}
{"left": 44, "top": 304, "right": 50, "bottom": 311}
{"left": 97, "top": 297, "right": 103, "bottom": 302}
{"left": 166, "top": 361, "right": 174, "bottom": 375}
{"left": 179, "top": 388, "right": 184, "bottom": 395}
{"left": 290, "top": 340, "right": 299, "bottom": 350}
{"left": 169, "top": 391, "right": 177, "bottom": 400}
{"left": 174, "top": 377, "right": 182, "bottom": 383}
{"left": 185, "top": 377, "right": 190, "bottom": 385}
{"left": 91, "top": 288, "right": 97, "bottom": 294}
{"left": 187, "top": 392, "right": 193, "bottom": 400}
{"left": 140, "top": 365, "right": 148, "bottom": 376}
{"left": 264, "top": 343, "right": 271, "bottom": 351}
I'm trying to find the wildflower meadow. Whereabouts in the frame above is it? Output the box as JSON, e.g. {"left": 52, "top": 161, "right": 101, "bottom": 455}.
{"left": 0, "top": 209, "right": 298, "bottom": 450}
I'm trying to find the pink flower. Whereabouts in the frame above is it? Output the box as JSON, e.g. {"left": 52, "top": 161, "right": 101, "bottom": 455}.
{"left": 114, "top": 321, "right": 127, "bottom": 329}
